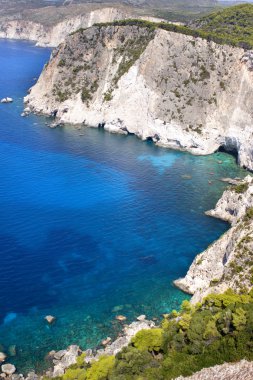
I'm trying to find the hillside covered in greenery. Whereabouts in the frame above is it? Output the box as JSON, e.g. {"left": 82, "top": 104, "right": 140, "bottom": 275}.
{"left": 91, "top": 3, "right": 253, "bottom": 49}
{"left": 192, "top": 3, "right": 253, "bottom": 49}
{"left": 47, "top": 290, "right": 253, "bottom": 380}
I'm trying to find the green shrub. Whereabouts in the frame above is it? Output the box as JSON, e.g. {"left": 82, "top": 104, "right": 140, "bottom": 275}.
{"left": 104, "top": 91, "right": 113, "bottom": 102}
{"left": 233, "top": 183, "right": 248, "bottom": 194}
{"left": 132, "top": 329, "right": 164, "bottom": 352}
{"left": 112, "top": 346, "right": 161, "bottom": 380}
{"left": 199, "top": 66, "right": 210, "bottom": 81}
{"left": 58, "top": 59, "right": 66, "bottom": 67}
{"left": 86, "top": 356, "right": 115, "bottom": 380}
{"left": 244, "top": 207, "right": 253, "bottom": 221}
{"left": 81, "top": 88, "right": 92, "bottom": 103}
{"left": 63, "top": 368, "right": 86, "bottom": 380}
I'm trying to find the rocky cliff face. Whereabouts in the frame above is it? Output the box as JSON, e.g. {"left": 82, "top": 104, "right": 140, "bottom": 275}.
{"left": 25, "top": 23, "right": 253, "bottom": 169}
{"left": 0, "top": 7, "right": 133, "bottom": 47}
{"left": 175, "top": 175, "right": 253, "bottom": 302}
{"left": 175, "top": 360, "right": 253, "bottom": 380}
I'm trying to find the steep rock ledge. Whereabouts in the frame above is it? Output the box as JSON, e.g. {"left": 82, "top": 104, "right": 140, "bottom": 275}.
{"left": 25, "top": 24, "right": 253, "bottom": 169}
{"left": 174, "top": 175, "right": 253, "bottom": 303}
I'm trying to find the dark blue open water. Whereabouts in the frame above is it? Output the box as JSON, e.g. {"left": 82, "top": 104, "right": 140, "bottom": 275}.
{"left": 0, "top": 39, "right": 249, "bottom": 373}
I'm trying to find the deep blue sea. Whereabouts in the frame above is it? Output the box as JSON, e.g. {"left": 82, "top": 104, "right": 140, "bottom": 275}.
{"left": 0, "top": 39, "right": 249, "bottom": 373}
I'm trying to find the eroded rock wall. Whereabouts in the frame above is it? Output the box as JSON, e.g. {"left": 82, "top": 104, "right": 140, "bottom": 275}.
{"left": 25, "top": 25, "right": 253, "bottom": 169}
{"left": 175, "top": 175, "right": 253, "bottom": 302}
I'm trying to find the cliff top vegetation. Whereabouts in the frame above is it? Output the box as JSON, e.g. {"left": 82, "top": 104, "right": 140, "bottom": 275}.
{"left": 87, "top": 6, "right": 253, "bottom": 49}
{"left": 192, "top": 3, "right": 253, "bottom": 49}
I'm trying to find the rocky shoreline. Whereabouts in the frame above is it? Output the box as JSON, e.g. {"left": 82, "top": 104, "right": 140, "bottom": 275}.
{"left": 174, "top": 175, "right": 253, "bottom": 302}
{"left": 0, "top": 317, "right": 156, "bottom": 380}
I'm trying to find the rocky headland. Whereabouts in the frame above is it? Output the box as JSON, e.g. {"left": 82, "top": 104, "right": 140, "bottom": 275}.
{"left": 0, "top": 318, "right": 156, "bottom": 380}
{"left": 0, "top": 3, "right": 168, "bottom": 47}
{"left": 0, "top": 5, "right": 135, "bottom": 47}
{"left": 24, "top": 21, "right": 253, "bottom": 170}
{"left": 175, "top": 175, "right": 253, "bottom": 302}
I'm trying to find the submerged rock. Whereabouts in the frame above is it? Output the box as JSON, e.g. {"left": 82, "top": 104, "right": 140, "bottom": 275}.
{"left": 8, "top": 346, "right": 16, "bottom": 357}
{"left": 112, "top": 305, "right": 124, "bottom": 313}
{"left": 49, "top": 122, "right": 64, "bottom": 129}
{"left": 21, "top": 107, "right": 31, "bottom": 117}
{"left": 221, "top": 177, "right": 244, "bottom": 185}
{"left": 25, "top": 371, "right": 39, "bottom": 380}
{"left": 136, "top": 315, "right": 146, "bottom": 321}
{"left": 0, "top": 353, "right": 6, "bottom": 363}
{"left": 45, "top": 315, "right": 56, "bottom": 324}
{"left": 1, "top": 364, "right": 16, "bottom": 375}
{"left": 116, "top": 315, "right": 127, "bottom": 322}
{"left": 101, "top": 337, "right": 111, "bottom": 346}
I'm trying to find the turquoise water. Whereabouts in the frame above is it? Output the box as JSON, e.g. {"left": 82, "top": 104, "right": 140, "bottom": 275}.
{"left": 0, "top": 39, "right": 249, "bottom": 373}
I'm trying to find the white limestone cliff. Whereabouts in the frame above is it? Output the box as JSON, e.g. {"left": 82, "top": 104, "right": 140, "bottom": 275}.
{"left": 174, "top": 175, "right": 253, "bottom": 303}
{"left": 24, "top": 24, "right": 253, "bottom": 170}
{"left": 0, "top": 7, "right": 133, "bottom": 47}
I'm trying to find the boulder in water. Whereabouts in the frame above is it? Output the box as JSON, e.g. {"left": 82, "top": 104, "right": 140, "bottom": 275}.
{"left": 1, "top": 364, "right": 16, "bottom": 375}
{"left": 101, "top": 337, "right": 111, "bottom": 346}
{"left": 116, "top": 315, "right": 127, "bottom": 322}
{"left": 45, "top": 315, "right": 56, "bottom": 324}
{"left": 0, "top": 353, "right": 6, "bottom": 363}
{"left": 136, "top": 315, "right": 146, "bottom": 321}
{"left": 1, "top": 97, "right": 13, "bottom": 103}
{"left": 8, "top": 346, "right": 16, "bottom": 357}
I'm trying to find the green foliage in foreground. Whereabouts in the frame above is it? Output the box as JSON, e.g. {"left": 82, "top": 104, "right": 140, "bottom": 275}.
{"left": 47, "top": 289, "right": 253, "bottom": 380}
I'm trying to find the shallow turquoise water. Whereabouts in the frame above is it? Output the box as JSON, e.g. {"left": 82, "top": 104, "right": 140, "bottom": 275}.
{"left": 0, "top": 39, "right": 249, "bottom": 373}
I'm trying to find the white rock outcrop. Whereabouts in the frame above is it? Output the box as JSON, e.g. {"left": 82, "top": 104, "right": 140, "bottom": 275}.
{"left": 1, "top": 364, "right": 16, "bottom": 376}
{"left": 52, "top": 345, "right": 81, "bottom": 377}
{"left": 25, "top": 24, "right": 253, "bottom": 170}
{"left": 175, "top": 359, "right": 253, "bottom": 380}
{"left": 175, "top": 175, "right": 253, "bottom": 302}
{"left": 1, "top": 97, "right": 13, "bottom": 103}
{"left": 51, "top": 319, "right": 155, "bottom": 376}
{"left": 0, "top": 353, "right": 6, "bottom": 363}
{"left": 95, "top": 320, "right": 155, "bottom": 359}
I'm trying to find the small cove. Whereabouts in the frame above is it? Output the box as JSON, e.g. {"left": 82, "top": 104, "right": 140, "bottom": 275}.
{"left": 0, "top": 39, "right": 249, "bottom": 373}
